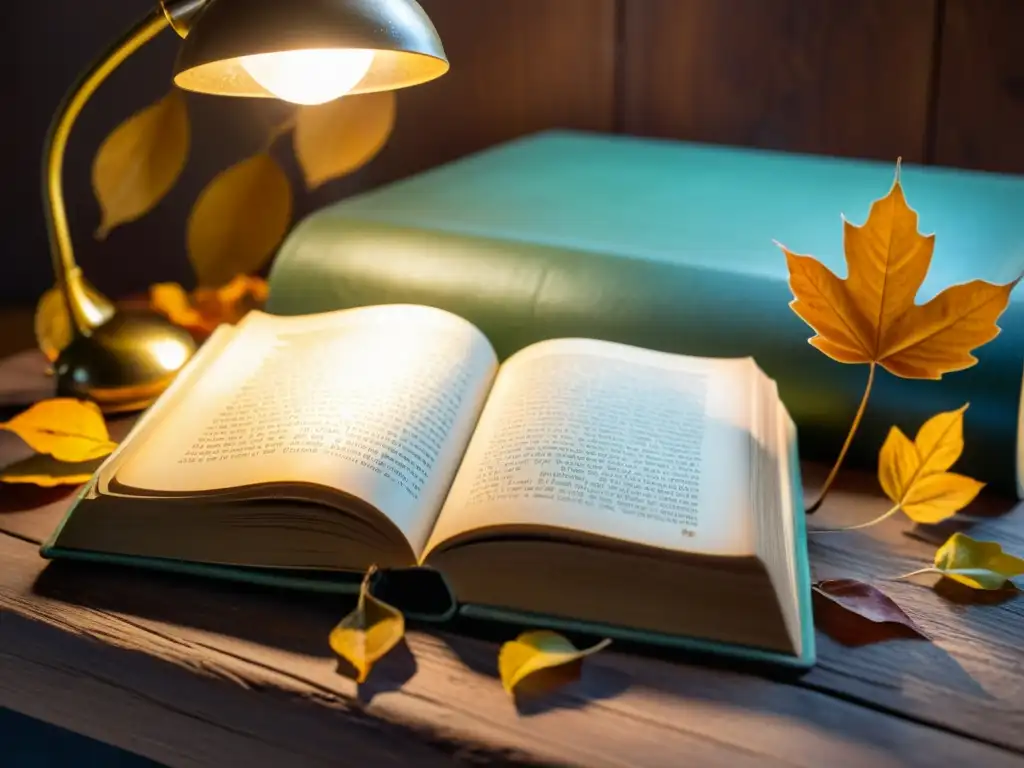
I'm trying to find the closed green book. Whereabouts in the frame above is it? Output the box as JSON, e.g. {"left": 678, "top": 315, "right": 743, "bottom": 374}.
{"left": 44, "top": 305, "right": 815, "bottom": 670}
{"left": 267, "top": 130, "right": 1024, "bottom": 494}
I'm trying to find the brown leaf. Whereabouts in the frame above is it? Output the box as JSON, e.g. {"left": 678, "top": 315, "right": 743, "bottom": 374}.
{"left": 187, "top": 153, "right": 292, "bottom": 287}
{"left": 781, "top": 166, "right": 1017, "bottom": 379}
{"left": 293, "top": 91, "right": 395, "bottom": 189}
{"left": 93, "top": 90, "right": 190, "bottom": 239}
{"left": 813, "top": 579, "right": 928, "bottom": 646}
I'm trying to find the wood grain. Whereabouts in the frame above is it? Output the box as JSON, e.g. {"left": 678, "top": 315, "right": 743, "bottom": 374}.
{"left": 933, "top": 0, "right": 1024, "bottom": 172}
{"left": 3, "top": 451, "right": 1024, "bottom": 764}
{"left": 621, "top": 0, "right": 937, "bottom": 162}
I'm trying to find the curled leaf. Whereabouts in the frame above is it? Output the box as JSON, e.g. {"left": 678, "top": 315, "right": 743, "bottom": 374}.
{"left": 928, "top": 533, "right": 1024, "bottom": 590}
{"left": 93, "top": 90, "right": 190, "bottom": 239}
{"left": 781, "top": 165, "right": 1017, "bottom": 379}
{"left": 0, "top": 399, "right": 117, "bottom": 462}
{"left": 877, "top": 405, "right": 984, "bottom": 524}
{"left": 187, "top": 153, "right": 292, "bottom": 287}
{"left": 498, "top": 630, "right": 611, "bottom": 699}
{"left": 293, "top": 91, "right": 395, "bottom": 189}
{"left": 34, "top": 287, "right": 72, "bottom": 363}
{"left": 150, "top": 276, "right": 268, "bottom": 340}
{"left": 812, "top": 579, "right": 927, "bottom": 645}
{"left": 328, "top": 566, "right": 404, "bottom": 683}
{"left": 0, "top": 452, "right": 104, "bottom": 487}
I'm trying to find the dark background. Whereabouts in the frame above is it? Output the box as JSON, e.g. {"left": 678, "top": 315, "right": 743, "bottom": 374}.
{"left": 3, "top": 0, "right": 1023, "bottom": 307}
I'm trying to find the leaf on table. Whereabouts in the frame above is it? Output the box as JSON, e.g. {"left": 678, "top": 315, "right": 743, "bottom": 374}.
{"left": 877, "top": 405, "right": 984, "bottom": 524}
{"left": 293, "top": 91, "right": 395, "bottom": 189}
{"left": 150, "top": 276, "right": 268, "bottom": 339}
{"left": 0, "top": 399, "right": 117, "bottom": 462}
{"left": 929, "top": 532, "right": 1024, "bottom": 590}
{"left": 187, "top": 153, "right": 292, "bottom": 288}
{"left": 33, "top": 286, "right": 72, "bottom": 363}
{"left": 93, "top": 90, "right": 190, "bottom": 239}
{"left": 812, "top": 579, "right": 928, "bottom": 645}
{"left": 498, "top": 630, "right": 611, "bottom": 699}
{"left": 328, "top": 566, "right": 404, "bottom": 683}
{"left": 0, "top": 452, "right": 104, "bottom": 487}
{"left": 780, "top": 163, "right": 1018, "bottom": 379}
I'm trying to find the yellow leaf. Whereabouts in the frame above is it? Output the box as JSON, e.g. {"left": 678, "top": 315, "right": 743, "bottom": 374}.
{"left": 498, "top": 630, "right": 611, "bottom": 698}
{"left": 901, "top": 472, "right": 985, "bottom": 524}
{"left": 0, "top": 453, "right": 104, "bottom": 487}
{"left": 33, "top": 287, "right": 72, "bottom": 363}
{"left": 877, "top": 426, "right": 918, "bottom": 503}
{"left": 780, "top": 166, "right": 1017, "bottom": 379}
{"left": 328, "top": 566, "right": 404, "bottom": 683}
{"left": 877, "top": 405, "right": 983, "bottom": 524}
{"left": 932, "top": 533, "right": 1024, "bottom": 590}
{"left": 293, "top": 91, "right": 395, "bottom": 189}
{"left": 93, "top": 90, "right": 190, "bottom": 239}
{"left": 187, "top": 154, "right": 292, "bottom": 287}
{"left": 0, "top": 399, "right": 118, "bottom": 462}
{"left": 150, "top": 276, "right": 268, "bottom": 340}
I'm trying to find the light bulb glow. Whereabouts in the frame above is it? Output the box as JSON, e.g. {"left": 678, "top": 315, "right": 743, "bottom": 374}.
{"left": 240, "top": 49, "right": 375, "bottom": 105}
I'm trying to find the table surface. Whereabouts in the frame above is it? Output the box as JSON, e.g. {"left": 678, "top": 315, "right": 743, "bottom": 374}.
{"left": 2, "top": 348, "right": 1024, "bottom": 767}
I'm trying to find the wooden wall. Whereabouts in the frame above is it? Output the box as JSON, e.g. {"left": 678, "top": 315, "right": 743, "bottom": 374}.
{"left": 4, "top": 0, "right": 1021, "bottom": 305}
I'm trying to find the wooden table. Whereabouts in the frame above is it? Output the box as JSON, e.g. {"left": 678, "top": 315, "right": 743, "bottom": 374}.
{"left": 2, "top": 349, "right": 1024, "bottom": 767}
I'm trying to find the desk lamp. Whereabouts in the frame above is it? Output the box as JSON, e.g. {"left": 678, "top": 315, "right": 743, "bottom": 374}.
{"left": 45, "top": 0, "right": 448, "bottom": 411}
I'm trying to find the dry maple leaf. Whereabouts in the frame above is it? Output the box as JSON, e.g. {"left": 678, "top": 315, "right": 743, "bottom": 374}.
{"left": 779, "top": 164, "right": 1017, "bottom": 380}
{"left": 780, "top": 162, "right": 1017, "bottom": 512}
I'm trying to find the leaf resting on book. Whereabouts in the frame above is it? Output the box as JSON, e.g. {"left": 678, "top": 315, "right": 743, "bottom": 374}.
{"left": 328, "top": 566, "right": 405, "bottom": 683}
{"left": 0, "top": 399, "right": 117, "bottom": 462}
{"left": 498, "top": 630, "right": 611, "bottom": 699}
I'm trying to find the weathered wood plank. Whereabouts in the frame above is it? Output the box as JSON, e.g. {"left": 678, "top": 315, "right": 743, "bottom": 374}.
{"left": 933, "top": 0, "right": 1024, "bottom": 172}
{"left": 3, "top": 533, "right": 1023, "bottom": 767}
{"left": 621, "top": 0, "right": 937, "bottom": 161}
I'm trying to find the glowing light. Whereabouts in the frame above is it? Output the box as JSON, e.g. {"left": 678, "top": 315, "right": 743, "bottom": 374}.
{"left": 151, "top": 339, "right": 190, "bottom": 372}
{"left": 240, "top": 49, "right": 375, "bottom": 105}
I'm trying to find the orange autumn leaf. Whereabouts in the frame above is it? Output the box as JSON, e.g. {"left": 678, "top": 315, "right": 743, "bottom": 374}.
{"left": 779, "top": 163, "right": 1018, "bottom": 380}
{"left": 0, "top": 399, "right": 117, "bottom": 462}
{"left": 150, "top": 276, "right": 268, "bottom": 339}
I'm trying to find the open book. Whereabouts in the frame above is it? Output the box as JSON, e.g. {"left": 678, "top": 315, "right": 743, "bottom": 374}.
{"left": 44, "top": 305, "right": 813, "bottom": 667}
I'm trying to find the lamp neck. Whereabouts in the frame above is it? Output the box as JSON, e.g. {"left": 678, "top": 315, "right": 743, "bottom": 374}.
{"left": 160, "top": 0, "right": 211, "bottom": 38}
{"left": 42, "top": 8, "right": 170, "bottom": 336}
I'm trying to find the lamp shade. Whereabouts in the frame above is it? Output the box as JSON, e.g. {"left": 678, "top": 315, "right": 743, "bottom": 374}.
{"left": 173, "top": 0, "right": 448, "bottom": 98}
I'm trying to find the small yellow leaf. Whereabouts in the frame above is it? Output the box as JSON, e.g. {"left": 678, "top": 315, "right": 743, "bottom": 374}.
{"left": 34, "top": 287, "right": 72, "bottom": 363}
{"left": 293, "top": 91, "right": 395, "bottom": 189}
{"left": 187, "top": 153, "right": 292, "bottom": 287}
{"left": 498, "top": 630, "right": 611, "bottom": 698}
{"left": 0, "top": 453, "right": 104, "bottom": 487}
{"left": 328, "top": 566, "right": 404, "bottom": 683}
{"left": 781, "top": 167, "right": 1017, "bottom": 379}
{"left": 901, "top": 472, "right": 985, "bottom": 524}
{"left": 876, "top": 405, "right": 981, "bottom": 524}
{"left": 0, "top": 399, "right": 118, "bottom": 462}
{"left": 93, "top": 90, "right": 190, "bottom": 239}
{"left": 933, "top": 533, "right": 1024, "bottom": 590}
{"left": 878, "top": 426, "right": 918, "bottom": 503}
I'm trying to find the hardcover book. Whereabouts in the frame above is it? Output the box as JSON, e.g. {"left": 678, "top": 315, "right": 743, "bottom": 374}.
{"left": 43, "top": 304, "right": 815, "bottom": 668}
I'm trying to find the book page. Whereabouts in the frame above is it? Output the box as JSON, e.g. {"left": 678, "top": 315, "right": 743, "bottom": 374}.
{"left": 115, "top": 305, "right": 498, "bottom": 555}
{"left": 425, "top": 339, "right": 757, "bottom": 559}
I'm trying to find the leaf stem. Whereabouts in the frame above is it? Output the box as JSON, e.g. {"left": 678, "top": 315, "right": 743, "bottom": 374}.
{"left": 262, "top": 112, "right": 299, "bottom": 153}
{"left": 895, "top": 567, "right": 939, "bottom": 581}
{"left": 808, "top": 503, "right": 901, "bottom": 534}
{"left": 806, "top": 362, "right": 876, "bottom": 514}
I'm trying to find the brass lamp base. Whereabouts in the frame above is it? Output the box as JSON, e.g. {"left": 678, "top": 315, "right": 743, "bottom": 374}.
{"left": 54, "top": 309, "right": 197, "bottom": 413}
